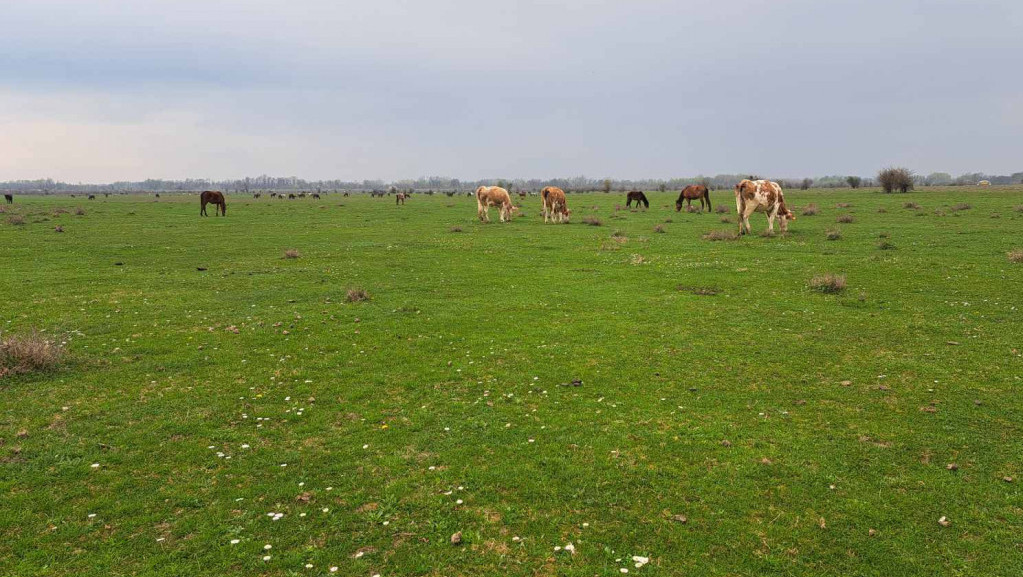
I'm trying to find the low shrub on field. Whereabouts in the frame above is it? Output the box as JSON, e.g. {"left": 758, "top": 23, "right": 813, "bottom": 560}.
{"left": 801, "top": 203, "right": 819, "bottom": 216}
{"left": 703, "top": 229, "right": 739, "bottom": 241}
{"left": 809, "top": 273, "right": 846, "bottom": 294}
{"left": 1014, "top": 205, "right": 1023, "bottom": 213}
{"left": 826, "top": 229, "right": 842, "bottom": 241}
{"left": 629, "top": 254, "right": 648, "bottom": 265}
{"left": 1008, "top": 249, "right": 1023, "bottom": 263}
{"left": 877, "top": 240, "right": 896, "bottom": 250}
{"left": 6, "top": 215, "right": 25, "bottom": 225}
{"left": 74, "top": 207, "right": 86, "bottom": 216}
{"left": 663, "top": 218, "right": 673, "bottom": 223}
{"left": 653, "top": 224, "right": 666, "bottom": 233}
{"left": 54, "top": 225, "right": 64, "bottom": 233}
{"left": 283, "top": 249, "right": 301, "bottom": 259}
{"left": 877, "top": 207, "right": 887, "bottom": 213}
{"left": 582, "top": 216, "right": 602, "bottom": 226}
{"left": 449, "top": 226, "right": 463, "bottom": 233}
{"left": 990, "top": 212, "right": 1000, "bottom": 219}
{"left": 609, "top": 230, "right": 628, "bottom": 244}
{"left": 836, "top": 214, "right": 854, "bottom": 223}
{"left": 346, "top": 288, "right": 371, "bottom": 302}
{"left": 1, "top": 331, "right": 63, "bottom": 378}
{"left": 720, "top": 216, "right": 732, "bottom": 224}
{"left": 715, "top": 205, "right": 729, "bottom": 214}
{"left": 904, "top": 202, "right": 921, "bottom": 210}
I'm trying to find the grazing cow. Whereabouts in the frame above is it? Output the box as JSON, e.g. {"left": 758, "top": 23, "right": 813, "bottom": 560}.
{"left": 734, "top": 179, "right": 794, "bottom": 235}
{"left": 253, "top": 193, "right": 261, "bottom": 199}
{"left": 475, "top": 186, "right": 514, "bottom": 223}
{"left": 4, "top": 194, "right": 12, "bottom": 204}
{"left": 343, "top": 192, "right": 350, "bottom": 197}
{"left": 104, "top": 193, "right": 109, "bottom": 198}
{"left": 395, "top": 192, "right": 408, "bottom": 205}
{"left": 540, "top": 186, "right": 570, "bottom": 223}
{"left": 625, "top": 191, "right": 649, "bottom": 209}
{"left": 676, "top": 185, "right": 711, "bottom": 212}
{"left": 200, "top": 190, "right": 227, "bottom": 216}
{"left": 270, "top": 192, "right": 277, "bottom": 198}
{"left": 312, "top": 193, "right": 321, "bottom": 199}
{"left": 288, "top": 193, "right": 296, "bottom": 199}
{"left": 88, "top": 194, "right": 96, "bottom": 200}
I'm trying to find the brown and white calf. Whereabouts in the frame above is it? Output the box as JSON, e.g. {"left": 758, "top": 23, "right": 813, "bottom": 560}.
{"left": 734, "top": 179, "right": 794, "bottom": 235}
{"left": 540, "top": 186, "right": 570, "bottom": 223}
{"left": 475, "top": 186, "right": 514, "bottom": 222}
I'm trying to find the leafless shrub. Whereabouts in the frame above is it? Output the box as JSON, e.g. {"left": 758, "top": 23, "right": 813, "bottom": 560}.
{"left": 582, "top": 216, "right": 603, "bottom": 226}
{"left": 629, "top": 254, "right": 648, "bottom": 265}
{"left": 836, "top": 214, "right": 854, "bottom": 223}
{"left": 703, "top": 229, "right": 739, "bottom": 241}
{"left": 801, "top": 203, "right": 819, "bottom": 216}
{"left": 990, "top": 212, "right": 1000, "bottom": 219}
{"left": 877, "top": 207, "right": 887, "bottom": 213}
{"left": 878, "top": 167, "right": 914, "bottom": 193}
{"left": 826, "top": 229, "right": 842, "bottom": 240}
{"left": 1, "top": 330, "right": 64, "bottom": 377}
{"left": 809, "top": 273, "right": 847, "bottom": 294}
{"left": 346, "top": 288, "right": 370, "bottom": 302}
{"left": 720, "top": 216, "right": 732, "bottom": 224}
{"left": 1008, "top": 249, "right": 1023, "bottom": 263}
{"left": 283, "top": 249, "right": 301, "bottom": 259}
{"left": 835, "top": 202, "right": 852, "bottom": 208}
{"left": 1014, "top": 205, "right": 1023, "bottom": 213}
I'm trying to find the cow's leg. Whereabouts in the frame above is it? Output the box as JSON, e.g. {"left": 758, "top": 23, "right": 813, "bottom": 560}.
{"left": 767, "top": 208, "right": 777, "bottom": 233}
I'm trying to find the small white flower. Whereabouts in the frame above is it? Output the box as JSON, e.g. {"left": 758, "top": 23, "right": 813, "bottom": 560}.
{"left": 264, "top": 544, "right": 272, "bottom": 550}
{"left": 90, "top": 463, "right": 100, "bottom": 468}
{"left": 330, "top": 567, "right": 338, "bottom": 573}
{"left": 87, "top": 513, "right": 96, "bottom": 518}
{"left": 263, "top": 555, "right": 271, "bottom": 561}
{"left": 230, "top": 539, "right": 240, "bottom": 544}
{"left": 305, "top": 563, "right": 313, "bottom": 568}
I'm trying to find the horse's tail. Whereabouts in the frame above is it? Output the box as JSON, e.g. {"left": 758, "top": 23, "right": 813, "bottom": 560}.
{"left": 642, "top": 193, "right": 649, "bottom": 208}
{"left": 704, "top": 189, "right": 711, "bottom": 211}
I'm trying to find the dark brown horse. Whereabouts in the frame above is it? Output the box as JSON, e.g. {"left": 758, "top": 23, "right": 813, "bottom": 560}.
{"left": 200, "top": 190, "right": 227, "bottom": 216}
{"left": 676, "top": 185, "right": 711, "bottom": 212}
{"left": 626, "top": 191, "right": 649, "bottom": 208}
{"left": 4, "top": 194, "right": 12, "bottom": 204}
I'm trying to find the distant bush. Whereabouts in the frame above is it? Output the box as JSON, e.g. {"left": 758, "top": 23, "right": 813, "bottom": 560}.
{"left": 826, "top": 229, "right": 842, "bottom": 241}
{"left": 346, "top": 288, "right": 370, "bottom": 302}
{"left": 703, "top": 230, "right": 739, "bottom": 241}
{"left": 7, "top": 214, "right": 26, "bottom": 225}
{"left": 877, "top": 207, "right": 887, "bottom": 213}
{"left": 283, "top": 249, "right": 301, "bottom": 259}
{"left": 582, "top": 216, "right": 603, "bottom": 226}
{"left": 1, "top": 330, "right": 64, "bottom": 377}
{"left": 837, "top": 214, "right": 854, "bottom": 223}
{"left": 801, "top": 203, "right": 819, "bottom": 216}
{"left": 1008, "top": 249, "right": 1023, "bottom": 263}
{"left": 809, "top": 273, "right": 846, "bottom": 294}
{"left": 1014, "top": 205, "right": 1023, "bottom": 213}
{"left": 677, "top": 285, "right": 719, "bottom": 296}
{"left": 846, "top": 176, "right": 862, "bottom": 189}
{"left": 878, "top": 167, "right": 914, "bottom": 193}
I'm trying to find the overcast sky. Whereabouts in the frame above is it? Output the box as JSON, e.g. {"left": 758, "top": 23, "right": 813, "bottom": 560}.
{"left": 2, "top": 0, "right": 1021, "bottom": 182}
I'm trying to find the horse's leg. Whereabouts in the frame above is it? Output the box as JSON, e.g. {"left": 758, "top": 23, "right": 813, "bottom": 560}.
{"left": 705, "top": 193, "right": 711, "bottom": 212}
{"left": 201, "top": 201, "right": 206, "bottom": 216}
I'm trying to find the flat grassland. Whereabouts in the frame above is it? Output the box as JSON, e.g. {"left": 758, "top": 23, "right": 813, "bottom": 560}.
{"left": 2, "top": 188, "right": 1022, "bottom": 576}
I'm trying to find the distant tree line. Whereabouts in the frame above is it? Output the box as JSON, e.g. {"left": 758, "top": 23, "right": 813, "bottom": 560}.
{"left": 2, "top": 170, "right": 1020, "bottom": 194}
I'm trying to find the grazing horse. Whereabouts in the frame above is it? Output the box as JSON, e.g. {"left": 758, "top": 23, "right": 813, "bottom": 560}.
{"left": 200, "top": 190, "right": 227, "bottom": 216}
{"left": 734, "top": 179, "right": 794, "bottom": 235}
{"left": 476, "top": 186, "right": 514, "bottom": 223}
{"left": 676, "top": 185, "right": 711, "bottom": 212}
{"left": 253, "top": 193, "right": 261, "bottom": 199}
{"left": 626, "top": 191, "right": 649, "bottom": 208}
{"left": 88, "top": 194, "right": 96, "bottom": 200}
{"left": 540, "top": 186, "right": 570, "bottom": 223}
{"left": 311, "top": 193, "right": 321, "bottom": 199}
{"left": 395, "top": 192, "right": 408, "bottom": 205}
{"left": 4, "top": 194, "right": 12, "bottom": 204}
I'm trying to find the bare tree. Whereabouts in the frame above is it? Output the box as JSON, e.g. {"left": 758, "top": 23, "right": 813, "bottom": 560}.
{"left": 878, "top": 167, "right": 914, "bottom": 193}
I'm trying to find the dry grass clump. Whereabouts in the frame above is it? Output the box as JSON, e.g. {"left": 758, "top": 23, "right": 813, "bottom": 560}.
{"left": 283, "top": 249, "right": 301, "bottom": 259}
{"left": 719, "top": 216, "right": 732, "bottom": 224}
{"left": 826, "top": 228, "right": 842, "bottom": 241}
{"left": 904, "top": 202, "right": 921, "bottom": 210}
{"left": 449, "top": 226, "right": 463, "bottom": 233}
{"left": 835, "top": 202, "right": 852, "bottom": 209}
{"left": 1008, "top": 249, "right": 1023, "bottom": 263}
{"left": 54, "top": 225, "right": 64, "bottom": 233}
{"left": 801, "top": 203, "right": 819, "bottom": 216}
{"left": 1014, "top": 205, "right": 1023, "bottom": 213}
{"left": 877, "top": 240, "right": 897, "bottom": 250}
{"left": 582, "top": 216, "right": 603, "bottom": 226}
{"left": 345, "top": 288, "right": 371, "bottom": 302}
{"left": 877, "top": 207, "right": 887, "bottom": 213}
{"left": 1, "top": 331, "right": 64, "bottom": 377}
{"left": 74, "top": 207, "right": 86, "bottom": 216}
{"left": 629, "top": 254, "right": 648, "bottom": 265}
{"left": 715, "top": 205, "right": 729, "bottom": 214}
{"left": 703, "top": 229, "right": 739, "bottom": 241}
{"left": 653, "top": 224, "right": 666, "bottom": 234}
{"left": 809, "top": 273, "right": 847, "bottom": 294}
{"left": 677, "top": 285, "right": 719, "bottom": 296}
{"left": 6, "top": 214, "right": 26, "bottom": 225}
{"left": 610, "top": 230, "right": 628, "bottom": 243}
{"left": 836, "top": 214, "right": 854, "bottom": 223}
{"left": 951, "top": 203, "right": 971, "bottom": 212}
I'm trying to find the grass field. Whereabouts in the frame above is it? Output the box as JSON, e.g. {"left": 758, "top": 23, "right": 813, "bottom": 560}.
{"left": 2, "top": 187, "right": 1023, "bottom": 576}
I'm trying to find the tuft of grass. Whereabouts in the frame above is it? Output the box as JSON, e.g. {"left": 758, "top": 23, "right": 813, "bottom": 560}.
{"left": 346, "top": 288, "right": 371, "bottom": 302}
{"left": 629, "top": 254, "right": 648, "bottom": 265}
{"left": 715, "top": 205, "right": 729, "bottom": 214}
{"left": 877, "top": 207, "right": 887, "bottom": 213}
{"left": 801, "top": 203, "right": 819, "bottom": 216}
{"left": 836, "top": 203, "right": 852, "bottom": 208}
{"left": 877, "top": 240, "right": 896, "bottom": 250}
{"left": 653, "top": 224, "right": 666, "bottom": 234}
{"left": 677, "top": 285, "right": 719, "bottom": 296}
{"left": 950, "top": 203, "right": 971, "bottom": 211}
{"left": 582, "top": 216, "right": 603, "bottom": 226}
{"left": 904, "top": 202, "right": 921, "bottom": 210}
{"left": 809, "top": 273, "right": 847, "bottom": 294}
{"left": 826, "top": 228, "right": 842, "bottom": 241}
{"left": 719, "top": 216, "right": 732, "bottom": 224}
{"left": 449, "top": 226, "right": 463, "bottom": 233}
{"left": 74, "top": 207, "right": 86, "bottom": 216}
{"left": 663, "top": 218, "right": 673, "bottom": 223}
{"left": 703, "top": 229, "right": 738, "bottom": 241}
{"left": 1008, "top": 249, "right": 1023, "bottom": 263}
{"left": 1, "top": 330, "right": 64, "bottom": 377}
{"left": 54, "top": 225, "right": 64, "bottom": 233}
{"left": 1014, "top": 205, "right": 1023, "bottom": 213}
{"left": 990, "top": 212, "right": 1001, "bottom": 219}
{"left": 836, "top": 214, "right": 854, "bottom": 223}
{"left": 7, "top": 214, "right": 26, "bottom": 225}
{"left": 283, "top": 249, "right": 301, "bottom": 259}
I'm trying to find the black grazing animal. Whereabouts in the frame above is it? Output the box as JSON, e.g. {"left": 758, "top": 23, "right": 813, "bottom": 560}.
{"left": 625, "top": 191, "right": 649, "bottom": 209}
{"left": 4, "top": 194, "right": 13, "bottom": 204}
{"left": 200, "top": 190, "right": 227, "bottom": 216}
{"left": 676, "top": 184, "right": 711, "bottom": 212}
{"left": 395, "top": 192, "right": 408, "bottom": 205}
{"left": 311, "top": 193, "right": 321, "bottom": 199}
{"left": 253, "top": 193, "right": 261, "bottom": 199}
{"left": 88, "top": 194, "right": 96, "bottom": 200}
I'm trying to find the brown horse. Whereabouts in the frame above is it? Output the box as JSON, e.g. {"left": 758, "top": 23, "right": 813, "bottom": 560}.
{"left": 200, "top": 190, "right": 227, "bottom": 216}
{"left": 626, "top": 191, "right": 649, "bottom": 208}
{"left": 4, "top": 194, "right": 13, "bottom": 204}
{"left": 676, "top": 185, "right": 711, "bottom": 212}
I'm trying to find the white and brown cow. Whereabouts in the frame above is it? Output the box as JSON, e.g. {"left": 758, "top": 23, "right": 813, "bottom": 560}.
{"left": 540, "top": 186, "right": 570, "bottom": 223}
{"left": 475, "top": 186, "right": 514, "bottom": 223}
{"left": 734, "top": 179, "right": 795, "bottom": 235}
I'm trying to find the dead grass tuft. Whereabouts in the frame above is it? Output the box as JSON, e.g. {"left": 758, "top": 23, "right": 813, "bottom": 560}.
{"left": 1, "top": 330, "right": 64, "bottom": 377}
{"left": 809, "top": 273, "right": 847, "bottom": 294}
{"left": 703, "top": 229, "right": 739, "bottom": 241}
{"left": 283, "top": 249, "right": 301, "bottom": 259}
{"left": 801, "top": 203, "right": 819, "bottom": 216}
{"left": 346, "top": 288, "right": 370, "bottom": 302}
